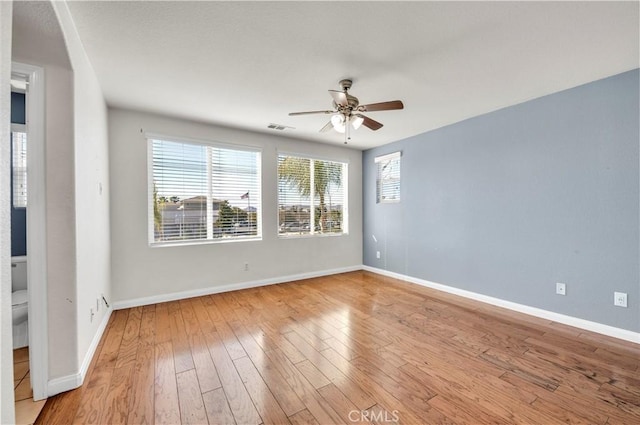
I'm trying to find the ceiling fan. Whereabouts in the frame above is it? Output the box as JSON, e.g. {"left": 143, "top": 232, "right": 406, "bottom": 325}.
{"left": 289, "top": 79, "right": 404, "bottom": 143}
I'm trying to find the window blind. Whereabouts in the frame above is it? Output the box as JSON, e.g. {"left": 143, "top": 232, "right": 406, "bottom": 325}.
{"left": 12, "top": 131, "right": 27, "bottom": 208}
{"left": 149, "top": 138, "right": 261, "bottom": 244}
{"left": 375, "top": 151, "right": 401, "bottom": 203}
{"left": 278, "top": 154, "right": 347, "bottom": 236}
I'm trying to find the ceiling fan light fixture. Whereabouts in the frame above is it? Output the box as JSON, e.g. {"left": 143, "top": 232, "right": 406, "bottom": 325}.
{"left": 351, "top": 115, "right": 364, "bottom": 130}
{"left": 331, "top": 114, "right": 346, "bottom": 133}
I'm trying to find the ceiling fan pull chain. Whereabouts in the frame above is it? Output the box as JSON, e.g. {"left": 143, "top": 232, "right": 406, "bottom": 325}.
{"left": 345, "top": 117, "right": 350, "bottom": 144}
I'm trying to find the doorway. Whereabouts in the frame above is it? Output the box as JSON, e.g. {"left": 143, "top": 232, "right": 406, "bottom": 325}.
{"left": 11, "top": 62, "right": 47, "bottom": 404}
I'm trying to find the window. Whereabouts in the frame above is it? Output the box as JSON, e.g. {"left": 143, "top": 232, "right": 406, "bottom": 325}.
{"left": 12, "top": 128, "right": 27, "bottom": 208}
{"left": 149, "top": 137, "right": 261, "bottom": 245}
{"left": 375, "top": 151, "right": 401, "bottom": 203}
{"left": 278, "top": 154, "right": 347, "bottom": 236}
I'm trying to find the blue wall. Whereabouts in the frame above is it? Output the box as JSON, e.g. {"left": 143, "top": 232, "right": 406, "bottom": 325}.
{"left": 11, "top": 91, "right": 27, "bottom": 257}
{"left": 363, "top": 69, "right": 639, "bottom": 332}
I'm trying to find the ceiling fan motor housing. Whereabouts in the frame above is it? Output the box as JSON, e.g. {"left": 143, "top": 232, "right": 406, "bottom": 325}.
{"left": 339, "top": 79, "right": 359, "bottom": 111}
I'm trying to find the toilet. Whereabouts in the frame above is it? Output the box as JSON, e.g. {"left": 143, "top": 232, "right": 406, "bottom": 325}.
{"left": 11, "top": 257, "right": 29, "bottom": 349}
{"left": 12, "top": 290, "right": 28, "bottom": 324}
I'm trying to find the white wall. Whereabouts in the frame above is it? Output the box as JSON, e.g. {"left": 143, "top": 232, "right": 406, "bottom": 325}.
{"left": 109, "top": 108, "right": 362, "bottom": 303}
{"left": 12, "top": 0, "right": 78, "bottom": 381}
{"left": 52, "top": 1, "right": 111, "bottom": 380}
{"left": 0, "top": 2, "right": 15, "bottom": 422}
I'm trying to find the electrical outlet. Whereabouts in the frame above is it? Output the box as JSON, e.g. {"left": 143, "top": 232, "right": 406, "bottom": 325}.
{"left": 244, "top": 262, "right": 249, "bottom": 271}
{"left": 614, "top": 292, "right": 628, "bottom": 308}
{"left": 556, "top": 282, "right": 566, "bottom": 296}
{"left": 376, "top": 251, "right": 381, "bottom": 259}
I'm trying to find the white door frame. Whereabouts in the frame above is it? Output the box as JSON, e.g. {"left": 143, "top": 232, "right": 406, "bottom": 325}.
{"left": 12, "top": 62, "right": 48, "bottom": 401}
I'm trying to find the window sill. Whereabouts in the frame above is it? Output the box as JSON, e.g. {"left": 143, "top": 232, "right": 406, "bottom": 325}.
{"left": 150, "top": 235, "right": 262, "bottom": 248}
{"left": 278, "top": 232, "right": 347, "bottom": 240}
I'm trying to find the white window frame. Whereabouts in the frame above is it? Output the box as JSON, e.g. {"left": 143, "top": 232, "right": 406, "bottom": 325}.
{"left": 147, "top": 134, "right": 262, "bottom": 247}
{"left": 375, "top": 151, "right": 401, "bottom": 204}
{"left": 277, "top": 151, "right": 349, "bottom": 238}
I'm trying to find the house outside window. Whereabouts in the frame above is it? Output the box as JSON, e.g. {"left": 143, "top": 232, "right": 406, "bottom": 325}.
{"left": 149, "top": 137, "right": 261, "bottom": 245}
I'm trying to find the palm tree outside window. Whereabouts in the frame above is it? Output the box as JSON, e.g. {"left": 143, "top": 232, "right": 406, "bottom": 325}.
{"left": 277, "top": 154, "right": 347, "bottom": 236}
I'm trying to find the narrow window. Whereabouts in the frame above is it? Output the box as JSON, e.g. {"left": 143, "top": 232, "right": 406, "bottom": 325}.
{"left": 12, "top": 129, "right": 27, "bottom": 208}
{"left": 375, "top": 151, "right": 401, "bottom": 203}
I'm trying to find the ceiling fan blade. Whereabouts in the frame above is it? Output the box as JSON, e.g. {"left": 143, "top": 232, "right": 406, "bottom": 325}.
{"left": 359, "top": 100, "right": 404, "bottom": 112}
{"left": 289, "top": 110, "right": 334, "bottom": 116}
{"left": 319, "top": 121, "right": 333, "bottom": 132}
{"left": 329, "top": 90, "right": 348, "bottom": 106}
{"left": 356, "top": 114, "right": 384, "bottom": 131}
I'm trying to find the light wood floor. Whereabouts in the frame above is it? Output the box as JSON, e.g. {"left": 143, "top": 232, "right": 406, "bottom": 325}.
{"left": 36, "top": 271, "right": 639, "bottom": 424}
{"left": 14, "top": 347, "right": 47, "bottom": 424}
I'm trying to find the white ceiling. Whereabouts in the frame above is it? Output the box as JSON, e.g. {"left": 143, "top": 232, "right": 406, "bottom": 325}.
{"left": 66, "top": 1, "right": 639, "bottom": 150}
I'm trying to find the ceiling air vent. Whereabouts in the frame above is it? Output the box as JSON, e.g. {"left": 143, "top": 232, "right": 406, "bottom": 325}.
{"left": 268, "top": 123, "right": 294, "bottom": 131}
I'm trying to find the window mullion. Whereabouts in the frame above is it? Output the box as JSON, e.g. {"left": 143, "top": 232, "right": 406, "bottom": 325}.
{"left": 206, "top": 146, "right": 213, "bottom": 240}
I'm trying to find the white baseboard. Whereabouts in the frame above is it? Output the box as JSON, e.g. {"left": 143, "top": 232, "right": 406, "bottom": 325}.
{"left": 47, "top": 306, "right": 113, "bottom": 396}
{"left": 112, "top": 265, "right": 362, "bottom": 310}
{"left": 363, "top": 265, "right": 640, "bottom": 345}
{"left": 47, "top": 373, "right": 81, "bottom": 397}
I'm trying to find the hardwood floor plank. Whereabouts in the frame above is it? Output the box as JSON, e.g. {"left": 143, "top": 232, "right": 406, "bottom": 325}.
{"left": 530, "top": 397, "right": 604, "bottom": 425}
{"left": 288, "top": 408, "right": 320, "bottom": 425}
{"left": 214, "top": 319, "right": 248, "bottom": 361}
{"left": 317, "top": 383, "right": 365, "bottom": 425}
{"left": 284, "top": 330, "right": 376, "bottom": 410}
{"left": 203, "top": 387, "right": 236, "bottom": 425}
{"left": 72, "top": 366, "right": 112, "bottom": 425}
{"left": 320, "top": 347, "right": 443, "bottom": 424}
{"left": 234, "top": 355, "right": 291, "bottom": 424}
{"left": 127, "top": 339, "right": 155, "bottom": 425}
{"left": 189, "top": 331, "right": 222, "bottom": 393}
{"left": 428, "top": 394, "right": 510, "bottom": 425}
{"left": 115, "top": 307, "right": 143, "bottom": 368}
{"left": 264, "top": 348, "right": 347, "bottom": 425}
{"left": 169, "top": 301, "right": 196, "bottom": 373}
{"left": 176, "top": 369, "right": 209, "bottom": 425}
{"left": 155, "top": 302, "right": 173, "bottom": 344}
{"left": 98, "top": 363, "right": 133, "bottom": 425}
{"left": 204, "top": 330, "right": 262, "bottom": 425}
{"left": 154, "top": 341, "right": 181, "bottom": 425}
{"left": 95, "top": 309, "right": 128, "bottom": 369}
{"left": 190, "top": 296, "right": 217, "bottom": 333}
{"left": 179, "top": 298, "right": 203, "bottom": 335}
{"left": 229, "top": 320, "right": 306, "bottom": 416}
{"left": 295, "top": 359, "right": 331, "bottom": 389}
{"left": 256, "top": 320, "right": 307, "bottom": 364}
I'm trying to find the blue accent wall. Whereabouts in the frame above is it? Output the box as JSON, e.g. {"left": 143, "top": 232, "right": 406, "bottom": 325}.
{"left": 363, "top": 69, "right": 639, "bottom": 332}
{"left": 11, "top": 92, "right": 26, "bottom": 124}
{"left": 11, "top": 91, "right": 27, "bottom": 257}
